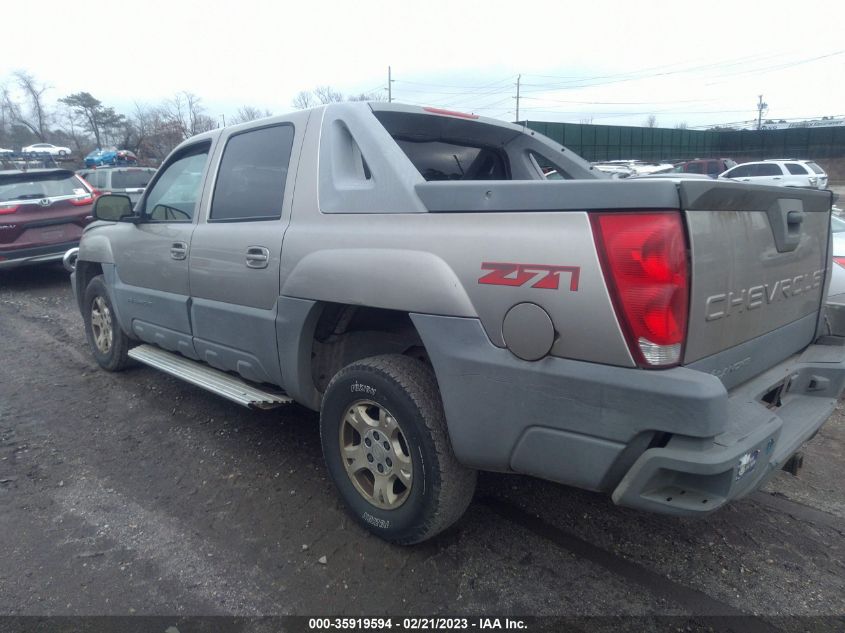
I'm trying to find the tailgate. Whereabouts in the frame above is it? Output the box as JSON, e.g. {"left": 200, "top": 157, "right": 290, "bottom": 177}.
{"left": 680, "top": 180, "right": 833, "bottom": 379}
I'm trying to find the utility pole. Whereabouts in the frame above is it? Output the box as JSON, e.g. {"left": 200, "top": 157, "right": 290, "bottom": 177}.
{"left": 388, "top": 66, "right": 393, "bottom": 103}
{"left": 515, "top": 74, "right": 521, "bottom": 122}
{"left": 756, "top": 95, "right": 768, "bottom": 130}
{"left": 220, "top": 113, "right": 226, "bottom": 128}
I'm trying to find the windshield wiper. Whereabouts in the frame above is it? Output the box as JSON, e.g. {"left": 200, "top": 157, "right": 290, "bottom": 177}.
{"left": 14, "top": 193, "right": 48, "bottom": 200}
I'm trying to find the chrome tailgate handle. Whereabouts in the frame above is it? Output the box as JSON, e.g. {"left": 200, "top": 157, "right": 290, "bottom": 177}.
{"left": 245, "top": 246, "right": 270, "bottom": 269}
{"left": 170, "top": 241, "right": 188, "bottom": 260}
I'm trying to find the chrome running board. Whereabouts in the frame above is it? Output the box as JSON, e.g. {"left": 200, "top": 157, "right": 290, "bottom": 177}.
{"left": 128, "top": 344, "right": 293, "bottom": 409}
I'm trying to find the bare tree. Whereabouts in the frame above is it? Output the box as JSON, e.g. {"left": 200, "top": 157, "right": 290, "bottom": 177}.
{"left": 0, "top": 86, "right": 11, "bottom": 146}
{"left": 2, "top": 72, "right": 51, "bottom": 141}
{"left": 293, "top": 86, "right": 386, "bottom": 108}
{"left": 229, "top": 105, "right": 273, "bottom": 124}
{"left": 142, "top": 104, "right": 183, "bottom": 160}
{"left": 313, "top": 85, "right": 344, "bottom": 104}
{"left": 292, "top": 91, "right": 316, "bottom": 110}
{"left": 13, "top": 71, "right": 50, "bottom": 140}
{"left": 347, "top": 91, "right": 388, "bottom": 102}
{"left": 163, "top": 92, "right": 217, "bottom": 140}
{"left": 674, "top": 121, "right": 688, "bottom": 130}
{"left": 579, "top": 116, "right": 594, "bottom": 125}
{"left": 644, "top": 114, "right": 658, "bottom": 128}
{"left": 57, "top": 104, "right": 89, "bottom": 156}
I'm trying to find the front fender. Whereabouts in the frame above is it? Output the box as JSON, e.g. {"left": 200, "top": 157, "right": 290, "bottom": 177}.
{"left": 78, "top": 230, "right": 115, "bottom": 265}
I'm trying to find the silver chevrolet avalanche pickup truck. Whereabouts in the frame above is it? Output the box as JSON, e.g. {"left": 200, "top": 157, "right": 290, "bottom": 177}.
{"left": 67, "top": 102, "right": 844, "bottom": 544}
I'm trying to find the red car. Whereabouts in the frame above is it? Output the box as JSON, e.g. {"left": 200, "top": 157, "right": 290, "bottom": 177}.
{"left": 672, "top": 158, "right": 737, "bottom": 177}
{"left": 0, "top": 168, "right": 95, "bottom": 269}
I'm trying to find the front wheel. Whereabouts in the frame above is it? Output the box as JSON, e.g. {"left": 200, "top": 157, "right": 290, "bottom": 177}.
{"left": 83, "top": 275, "right": 130, "bottom": 371}
{"left": 320, "top": 355, "right": 476, "bottom": 544}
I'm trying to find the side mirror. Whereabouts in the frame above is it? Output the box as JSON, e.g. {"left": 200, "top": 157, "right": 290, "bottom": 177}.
{"left": 93, "top": 194, "right": 135, "bottom": 222}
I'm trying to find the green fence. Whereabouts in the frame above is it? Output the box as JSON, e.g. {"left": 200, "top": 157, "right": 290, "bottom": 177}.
{"left": 524, "top": 121, "right": 845, "bottom": 162}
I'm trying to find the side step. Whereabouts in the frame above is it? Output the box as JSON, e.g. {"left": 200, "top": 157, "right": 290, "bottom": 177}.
{"left": 128, "top": 344, "right": 293, "bottom": 409}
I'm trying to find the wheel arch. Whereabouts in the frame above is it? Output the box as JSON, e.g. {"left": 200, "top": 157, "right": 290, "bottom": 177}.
{"left": 277, "top": 298, "right": 431, "bottom": 411}
{"left": 74, "top": 260, "right": 104, "bottom": 313}
{"left": 280, "top": 249, "right": 477, "bottom": 318}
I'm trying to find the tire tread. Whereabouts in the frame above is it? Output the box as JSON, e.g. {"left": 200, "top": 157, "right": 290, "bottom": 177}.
{"left": 323, "top": 354, "right": 476, "bottom": 544}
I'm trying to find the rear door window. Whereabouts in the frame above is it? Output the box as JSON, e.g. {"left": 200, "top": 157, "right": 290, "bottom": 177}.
{"left": 751, "top": 163, "right": 782, "bottom": 177}
{"left": 210, "top": 124, "right": 294, "bottom": 222}
{"left": 725, "top": 164, "right": 752, "bottom": 178}
{"left": 684, "top": 162, "right": 704, "bottom": 174}
{"left": 786, "top": 163, "right": 808, "bottom": 175}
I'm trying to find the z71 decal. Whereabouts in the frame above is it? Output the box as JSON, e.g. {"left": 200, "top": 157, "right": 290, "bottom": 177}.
{"left": 478, "top": 262, "right": 581, "bottom": 291}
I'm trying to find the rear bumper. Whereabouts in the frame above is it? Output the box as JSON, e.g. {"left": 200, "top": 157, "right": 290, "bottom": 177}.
{"left": 612, "top": 341, "right": 845, "bottom": 514}
{"left": 0, "top": 240, "right": 80, "bottom": 270}
{"left": 411, "top": 314, "right": 845, "bottom": 516}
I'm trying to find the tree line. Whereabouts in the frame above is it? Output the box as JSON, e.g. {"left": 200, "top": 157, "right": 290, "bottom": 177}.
{"left": 0, "top": 71, "right": 385, "bottom": 162}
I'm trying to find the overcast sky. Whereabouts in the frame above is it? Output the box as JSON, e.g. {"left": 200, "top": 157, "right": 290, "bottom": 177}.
{"left": 3, "top": 0, "right": 844, "bottom": 128}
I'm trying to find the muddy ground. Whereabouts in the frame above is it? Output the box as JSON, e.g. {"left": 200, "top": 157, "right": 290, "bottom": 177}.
{"left": 1, "top": 264, "right": 843, "bottom": 631}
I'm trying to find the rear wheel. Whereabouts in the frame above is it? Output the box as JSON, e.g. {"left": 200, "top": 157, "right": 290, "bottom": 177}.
{"left": 83, "top": 275, "right": 130, "bottom": 371}
{"left": 320, "top": 355, "right": 476, "bottom": 544}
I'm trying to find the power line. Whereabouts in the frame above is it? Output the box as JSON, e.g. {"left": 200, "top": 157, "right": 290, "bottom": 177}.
{"left": 520, "top": 96, "right": 718, "bottom": 106}
{"left": 519, "top": 49, "right": 844, "bottom": 93}
{"left": 393, "top": 75, "right": 516, "bottom": 90}
{"left": 521, "top": 51, "right": 784, "bottom": 83}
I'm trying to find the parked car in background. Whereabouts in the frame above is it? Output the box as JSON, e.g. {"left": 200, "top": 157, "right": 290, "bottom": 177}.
{"left": 84, "top": 148, "right": 138, "bottom": 168}
{"left": 720, "top": 159, "right": 828, "bottom": 189}
{"left": 672, "top": 158, "right": 736, "bottom": 177}
{"left": 0, "top": 168, "right": 95, "bottom": 269}
{"left": 21, "top": 143, "right": 72, "bottom": 157}
{"left": 592, "top": 162, "right": 633, "bottom": 178}
{"left": 831, "top": 215, "right": 845, "bottom": 268}
{"left": 828, "top": 215, "right": 845, "bottom": 298}
{"left": 593, "top": 160, "right": 674, "bottom": 177}
{"left": 77, "top": 167, "right": 157, "bottom": 204}
{"left": 0, "top": 148, "right": 13, "bottom": 155}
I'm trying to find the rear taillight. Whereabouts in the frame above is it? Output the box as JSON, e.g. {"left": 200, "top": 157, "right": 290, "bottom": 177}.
{"left": 0, "top": 204, "right": 19, "bottom": 215}
{"left": 70, "top": 195, "right": 94, "bottom": 206}
{"left": 834, "top": 257, "right": 845, "bottom": 268}
{"left": 590, "top": 211, "right": 689, "bottom": 368}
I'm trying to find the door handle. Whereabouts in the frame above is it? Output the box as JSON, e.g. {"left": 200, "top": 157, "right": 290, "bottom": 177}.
{"left": 245, "top": 246, "right": 270, "bottom": 269}
{"left": 773, "top": 177, "right": 781, "bottom": 180}
{"left": 170, "top": 241, "right": 187, "bottom": 260}
{"left": 787, "top": 210, "right": 805, "bottom": 225}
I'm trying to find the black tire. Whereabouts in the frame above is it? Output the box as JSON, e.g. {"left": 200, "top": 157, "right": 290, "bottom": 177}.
{"left": 83, "top": 275, "right": 130, "bottom": 371}
{"left": 320, "top": 354, "right": 476, "bottom": 544}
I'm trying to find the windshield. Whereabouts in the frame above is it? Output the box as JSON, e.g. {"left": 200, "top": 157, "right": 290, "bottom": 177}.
{"left": 111, "top": 169, "right": 155, "bottom": 189}
{"left": 0, "top": 172, "right": 86, "bottom": 202}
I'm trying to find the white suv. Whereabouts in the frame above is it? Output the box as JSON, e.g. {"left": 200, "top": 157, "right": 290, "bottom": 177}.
{"left": 719, "top": 159, "right": 828, "bottom": 189}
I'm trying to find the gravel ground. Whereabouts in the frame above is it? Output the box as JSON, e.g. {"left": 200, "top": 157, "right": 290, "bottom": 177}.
{"left": 1, "top": 264, "right": 844, "bottom": 630}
